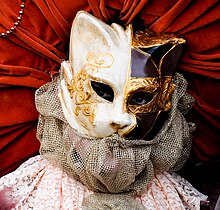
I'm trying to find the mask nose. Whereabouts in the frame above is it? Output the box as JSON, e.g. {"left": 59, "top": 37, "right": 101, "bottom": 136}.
{"left": 110, "top": 113, "right": 135, "bottom": 132}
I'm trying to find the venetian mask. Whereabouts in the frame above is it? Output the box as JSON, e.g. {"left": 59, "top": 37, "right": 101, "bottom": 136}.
{"left": 59, "top": 11, "right": 185, "bottom": 141}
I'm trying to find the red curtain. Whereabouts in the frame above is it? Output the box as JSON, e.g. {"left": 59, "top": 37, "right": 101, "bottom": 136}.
{"left": 0, "top": 0, "right": 219, "bottom": 177}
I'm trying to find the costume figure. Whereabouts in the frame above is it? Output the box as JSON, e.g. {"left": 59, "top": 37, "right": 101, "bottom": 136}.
{"left": 0, "top": 11, "right": 208, "bottom": 209}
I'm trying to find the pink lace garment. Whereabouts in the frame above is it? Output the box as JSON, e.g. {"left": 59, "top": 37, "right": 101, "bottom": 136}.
{"left": 0, "top": 156, "right": 207, "bottom": 210}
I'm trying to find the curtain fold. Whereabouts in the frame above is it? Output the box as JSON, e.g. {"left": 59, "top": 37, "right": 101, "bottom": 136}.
{"left": 149, "top": 0, "right": 191, "bottom": 32}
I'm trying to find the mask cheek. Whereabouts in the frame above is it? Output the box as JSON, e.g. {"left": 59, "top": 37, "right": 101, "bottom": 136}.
{"left": 90, "top": 103, "right": 116, "bottom": 137}
{"left": 74, "top": 105, "right": 95, "bottom": 135}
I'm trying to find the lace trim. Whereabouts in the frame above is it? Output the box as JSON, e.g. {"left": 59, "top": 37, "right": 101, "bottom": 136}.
{"left": 0, "top": 156, "right": 207, "bottom": 210}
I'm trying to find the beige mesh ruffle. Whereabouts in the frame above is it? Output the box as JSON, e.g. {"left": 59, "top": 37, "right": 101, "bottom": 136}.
{"left": 35, "top": 73, "right": 194, "bottom": 209}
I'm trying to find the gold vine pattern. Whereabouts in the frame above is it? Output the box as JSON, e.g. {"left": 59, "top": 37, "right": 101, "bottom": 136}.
{"left": 127, "top": 77, "right": 159, "bottom": 94}
{"left": 67, "top": 70, "right": 95, "bottom": 125}
{"left": 83, "top": 52, "right": 114, "bottom": 73}
{"left": 66, "top": 52, "right": 114, "bottom": 126}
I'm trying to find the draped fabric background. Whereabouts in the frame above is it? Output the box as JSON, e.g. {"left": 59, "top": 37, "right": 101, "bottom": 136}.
{"left": 0, "top": 0, "right": 219, "bottom": 204}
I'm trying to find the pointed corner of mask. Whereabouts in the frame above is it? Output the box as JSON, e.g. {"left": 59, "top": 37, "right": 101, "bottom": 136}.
{"left": 60, "top": 60, "right": 72, "bottom": 85}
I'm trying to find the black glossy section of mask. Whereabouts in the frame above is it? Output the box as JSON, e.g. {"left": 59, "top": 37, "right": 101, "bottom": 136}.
{"left": 139, "top": 43, "right": 185, "bottom": 77}
{"left": 131, "top": 48, "right": 158, "bottom": 78}
{"left": 125, "top": 112, "right": 158, "bottom": 140}
{"left": 124, "top": 117, "right": 143, "bottom": 140}
{"left": 91, "top": 81, "right": 114, "bottom": 102}
{"left": 125, "top": 112, "right": 169, "bottom": 141}
{"left": 143, "top": 45, "right": 171, "bottom": 67}
{"left": 143, "top": 112, "right": 169, "bottom": 140}
{"left": 161, "top": 44, "right": 184, "bottom": 76}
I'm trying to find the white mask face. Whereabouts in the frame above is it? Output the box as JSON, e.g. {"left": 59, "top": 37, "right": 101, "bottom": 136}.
{"left": 59, "top": 11, "right": 136, "bottom": 138}
{"left": 59, "top": 11, "right": 185, "bottom": 139}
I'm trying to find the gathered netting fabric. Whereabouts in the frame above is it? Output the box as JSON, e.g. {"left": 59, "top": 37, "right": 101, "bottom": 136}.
{"left": 35, "top": 72, "right": 195, "bottom": 209}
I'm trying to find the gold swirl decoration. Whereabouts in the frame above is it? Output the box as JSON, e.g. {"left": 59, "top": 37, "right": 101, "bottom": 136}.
{"left": 66, "top": 52, "right": 114, "bottom": 125}
{"left": 84, "top": 52, "right": 114, "bottom": 73}
{"left": 67, "top": 70, "right": 95, "bottom": 125}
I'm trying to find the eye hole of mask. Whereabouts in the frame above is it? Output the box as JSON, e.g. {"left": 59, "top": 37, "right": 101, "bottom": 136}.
{"left": 91, "top": 81, "right": 114, "bottom": 102}
{"left": 129, "top": 91, "right": 154, "bottom": 105}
